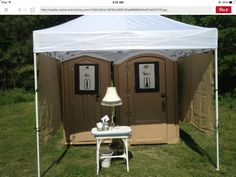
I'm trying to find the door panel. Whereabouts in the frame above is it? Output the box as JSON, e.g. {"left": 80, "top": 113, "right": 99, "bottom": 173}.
{"left": 62, "top": 56, "right": 110, "bottom": 144}
{"left": 127, "top": 57, "right": 167, "bottom": 144}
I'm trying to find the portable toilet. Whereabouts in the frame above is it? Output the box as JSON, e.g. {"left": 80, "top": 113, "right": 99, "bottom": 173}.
{"left": 61, "top": 55, "right": 111, "bottom": 144}
{"left": 114, "top": 54, "right": 179, "bottom": 144}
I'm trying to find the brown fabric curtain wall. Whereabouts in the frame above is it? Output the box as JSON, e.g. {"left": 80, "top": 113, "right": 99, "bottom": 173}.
{"left": 178, "top": 52, "right": 214, "bottom": 135}
{"left": 37, "top": 54, "right": 62, "bottom": 143}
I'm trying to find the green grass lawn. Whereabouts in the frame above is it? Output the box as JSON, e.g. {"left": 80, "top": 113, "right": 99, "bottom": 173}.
{"left": 0, "top": 96, "right": 235, "bottom": 177}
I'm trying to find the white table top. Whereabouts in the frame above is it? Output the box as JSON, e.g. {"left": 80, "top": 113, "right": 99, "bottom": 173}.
{"left": 91, "top": 126, "right": 132, "bottom": 137}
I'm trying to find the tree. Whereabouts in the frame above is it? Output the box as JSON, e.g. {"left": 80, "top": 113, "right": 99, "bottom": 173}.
{"left": 0, "top": 15, "right": 78, "bottom": 90}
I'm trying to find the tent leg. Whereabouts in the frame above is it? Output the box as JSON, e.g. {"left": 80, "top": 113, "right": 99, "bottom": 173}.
{"left": 34, "top": 53, "right": 41, "bottom": 177}
{"left": 214, "top": 49, "right": 219, "bottom": 171}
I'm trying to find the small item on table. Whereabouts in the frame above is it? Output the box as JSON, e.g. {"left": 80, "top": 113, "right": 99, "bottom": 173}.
{"left": 101, "top": 115, "right": 110, "bottom": 131}
{"left": 96, "top": 122, "right": 103, "bottom": 131}
{"left": 102, "top": 122, "right": 109, "bottom": 131}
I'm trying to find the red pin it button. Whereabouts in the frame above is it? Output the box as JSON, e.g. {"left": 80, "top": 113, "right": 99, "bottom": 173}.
{"left": 216, "top": 6, "right": 232, "bottom": 13}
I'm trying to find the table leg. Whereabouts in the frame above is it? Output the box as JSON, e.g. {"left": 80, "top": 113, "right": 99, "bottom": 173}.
{"left": 122, "top": 138, "right": 129, "bottom": 172}
{"left": 96, "top": 139, "right": 102, "bottom": 175}
{"left": 125, "top": 138, "right": 129, "bottom": 172}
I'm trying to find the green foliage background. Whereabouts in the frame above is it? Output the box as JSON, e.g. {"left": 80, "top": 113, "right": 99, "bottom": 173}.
{"left": 0, "top": 15, "right": 235, "bottom": 95}
{"left": 0, "top": 16, "right": 78, "bottom": 90}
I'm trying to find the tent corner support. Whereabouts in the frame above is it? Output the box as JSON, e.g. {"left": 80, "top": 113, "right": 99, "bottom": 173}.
{"left": 214, "top": 48, "right": 219, "bottom": 171}
{"left": 34, "top": 52, "right": 41, "bottom": 177}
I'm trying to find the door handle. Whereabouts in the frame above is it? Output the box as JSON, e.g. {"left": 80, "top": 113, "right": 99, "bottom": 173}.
{"left": 161, "top": 93, "right": 166, "bottom": 98}
{"left": 162, "top": 100, "right": 166, "bottom": 112}
{"left": 96, "top": 94, "right": 100, "bottom": 101}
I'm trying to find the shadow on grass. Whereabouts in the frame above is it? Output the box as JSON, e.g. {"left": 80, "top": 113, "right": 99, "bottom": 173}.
{"left": 110, "top": 139, "right": 134, "bottom": 160}
{"left": 42, "top": 145, "right": 70, "bottom": 177}
{"left": 180, "top": 129, "right": 216, "bottom": 168}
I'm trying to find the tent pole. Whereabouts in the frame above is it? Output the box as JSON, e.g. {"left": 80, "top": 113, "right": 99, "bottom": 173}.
{"left": 215, "top": 49, "right": 219, "bottom": 171}
{"left": 34, "top": 53, "right": 41, "bottom": 177}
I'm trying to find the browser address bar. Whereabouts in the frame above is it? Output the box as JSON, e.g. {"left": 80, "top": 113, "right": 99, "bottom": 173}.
{"left": 40, "top": 6, "right": 213, "bottom": 14}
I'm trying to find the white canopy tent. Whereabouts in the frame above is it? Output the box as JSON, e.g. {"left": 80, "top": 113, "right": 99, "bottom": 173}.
{"left": 33, "top": 15, "right": 219, "bottom": 177}
{"left": 33, "top": 15, "right": 217, "bottom": 52}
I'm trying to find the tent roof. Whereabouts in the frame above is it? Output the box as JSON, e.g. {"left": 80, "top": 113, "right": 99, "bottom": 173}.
{"left": 33, "top": 15, "right": 218, "bottom": 53}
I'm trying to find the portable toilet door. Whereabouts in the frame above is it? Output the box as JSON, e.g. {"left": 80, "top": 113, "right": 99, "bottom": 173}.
{"left": 114, "top": 54, "right": 179, "bottom": 144}
{"left": 61, "top": 56, "right": 111, "bottom": 144}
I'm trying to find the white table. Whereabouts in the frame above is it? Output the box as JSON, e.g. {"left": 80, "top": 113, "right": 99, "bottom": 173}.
{"left": 91, "top": 126, "right": 132, "bottom": 175}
